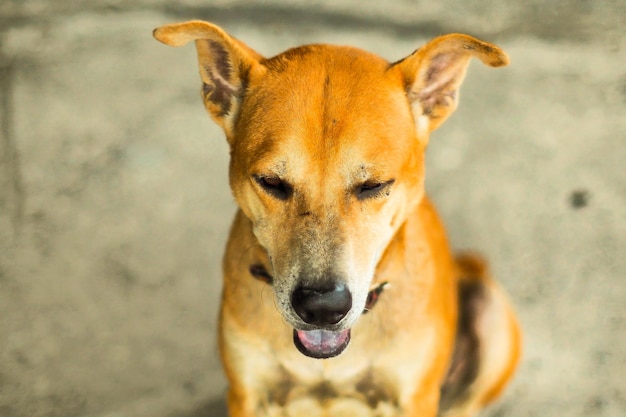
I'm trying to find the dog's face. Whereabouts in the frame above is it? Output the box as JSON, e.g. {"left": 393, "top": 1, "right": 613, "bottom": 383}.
{"left": 154, "top": 21, "right": 508, "bottom": 358}
{"left": 230, "top": 48, "right": 426, "bottom": 356}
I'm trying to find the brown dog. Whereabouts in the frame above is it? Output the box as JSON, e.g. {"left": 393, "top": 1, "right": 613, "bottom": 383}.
{"left": 153, "top": 20, "right": 521, "bottom": 417}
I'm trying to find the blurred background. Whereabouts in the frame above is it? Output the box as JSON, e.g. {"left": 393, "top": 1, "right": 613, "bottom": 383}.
{"left": 0, "top": 1, "right": 624, "bottom": 416}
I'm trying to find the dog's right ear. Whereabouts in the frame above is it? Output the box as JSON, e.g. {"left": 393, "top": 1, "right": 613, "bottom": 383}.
{"left": 153, "top": 20, "right": 264, "bottom": 139}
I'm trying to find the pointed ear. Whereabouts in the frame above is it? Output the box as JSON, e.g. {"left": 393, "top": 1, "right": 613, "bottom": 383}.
{"left": 393, "top": 34, "right": 509, "bottom": 138}
{"left": 153, "top": 20, "right": 264, "bottom": 139}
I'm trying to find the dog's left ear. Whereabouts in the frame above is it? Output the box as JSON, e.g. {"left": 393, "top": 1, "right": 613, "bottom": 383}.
{"left": 393, "top": 34, "right": 508, "bottom": 138}
{"left": 153, "top": 20, "right": 264, "bottom": 140}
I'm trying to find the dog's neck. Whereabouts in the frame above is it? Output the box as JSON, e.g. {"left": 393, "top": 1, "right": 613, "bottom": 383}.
{"left": 249, "top": 264, "right": 388, "bottom": 313}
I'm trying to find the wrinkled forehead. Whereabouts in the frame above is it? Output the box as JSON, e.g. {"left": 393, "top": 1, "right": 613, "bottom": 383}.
{"left": 234, "top": 45, "right": 417, "bottom": 172}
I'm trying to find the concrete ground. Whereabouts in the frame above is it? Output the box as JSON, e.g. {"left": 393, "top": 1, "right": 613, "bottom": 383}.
{"left": 0, "top": 1, "right": 624, "bottom": 416}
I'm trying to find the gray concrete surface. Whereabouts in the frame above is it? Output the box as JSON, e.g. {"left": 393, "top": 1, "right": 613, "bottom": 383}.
{"left": 1, "top": 1, "right": 624, "bottom": 416}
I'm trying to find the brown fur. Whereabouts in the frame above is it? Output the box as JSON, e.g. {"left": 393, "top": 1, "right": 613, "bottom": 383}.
{"left": 153, "top": 20, "right": 521, "bottom": 417}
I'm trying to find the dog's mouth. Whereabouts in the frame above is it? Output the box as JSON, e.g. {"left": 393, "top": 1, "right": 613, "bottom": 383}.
{"left": 293, "top": 328, "right": 351, "bottom": 359}
{"left": 249, "top": 264, "right": 388, "bottom": 359}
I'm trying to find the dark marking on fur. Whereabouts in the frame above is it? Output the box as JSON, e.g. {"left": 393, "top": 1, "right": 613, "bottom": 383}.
{"left": 355, "top": 374, "right": 398, "bottom": 408}
{"left": 202, "top": 82, "right": 214, "bottom": 97}
{"left": 267, "top": 373, "right": 293, "bottom": 406}
{"left": 439, "top": 279, "right": 486, "bottom": 411}
{"left": 479, "top": 43, "right": 494, "bottom": 54}
{"left": 202, "top": 73, "right": 235, "bottom": 115}
{"left": 310, "top": 382, "right": 338, "bottom": 405}
{"left": 209, "top": 40, "right": 232, "bottom": 80}
{"left": 200, "top": 40, "right": 238, "bottom": 116}
{"left": 238, "top": 62, "right": 251, "bottom": 97}
{"left": 390, "top": 48, "right": 415, "bottom": 69}
{"left": 464, "top": 41, "right": 494, "bottom": 55}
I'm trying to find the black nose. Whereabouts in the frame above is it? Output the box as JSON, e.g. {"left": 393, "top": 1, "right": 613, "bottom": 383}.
{"left": 291, "top": 283, "right": 352, "bottom": 326}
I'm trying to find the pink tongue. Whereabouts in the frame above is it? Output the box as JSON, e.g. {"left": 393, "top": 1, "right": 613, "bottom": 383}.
{"left": 294, "top": 329, "right": 351, "bottom": 359}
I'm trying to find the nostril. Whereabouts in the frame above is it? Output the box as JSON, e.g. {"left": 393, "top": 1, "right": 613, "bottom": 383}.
{"left": 291, "top": 283, "right": 352, "bottom": 326}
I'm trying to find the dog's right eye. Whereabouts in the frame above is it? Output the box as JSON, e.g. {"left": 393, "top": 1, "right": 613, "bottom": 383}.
{"left": 253, "top": 175, "right": 293, "bottom": 200}
{"left": 357, "top": 179, "right": 395, "bottom": 200}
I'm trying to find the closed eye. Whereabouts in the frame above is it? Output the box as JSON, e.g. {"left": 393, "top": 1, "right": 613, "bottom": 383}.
{"left": 357, "top": 179, "right": 395, "bottom": 200}
{"left": 253, "top": 175, "right": 293, "bottom": 200}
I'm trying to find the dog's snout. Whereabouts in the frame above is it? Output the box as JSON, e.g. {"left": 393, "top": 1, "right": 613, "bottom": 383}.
{"left": 291, "top": 283, "right": 352, "bottom": 326}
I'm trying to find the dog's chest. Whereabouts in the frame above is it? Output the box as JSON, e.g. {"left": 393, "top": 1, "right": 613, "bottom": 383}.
{"left": 263, "top": 397, "right": 398, "bottom": 417}
{"left": 260, "top": 364, "right": 402, "bottom": 417}
{"left": 262, "top": 383, "right": 401, "bottom": 417}
{"left": 247, "top": 315, "right": 436, "bottom": 416}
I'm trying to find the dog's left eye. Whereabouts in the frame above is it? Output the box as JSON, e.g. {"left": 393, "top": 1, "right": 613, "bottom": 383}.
{"left": 357, "top": 180, "right": 395, "bottom": 200}
{"left": 254, "top": 175, "right": 293, "bottom": 200}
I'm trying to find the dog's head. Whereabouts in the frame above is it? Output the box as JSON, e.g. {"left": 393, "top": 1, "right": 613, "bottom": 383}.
{"left": 154, "top": 21, "right": 508, "bottom": 359}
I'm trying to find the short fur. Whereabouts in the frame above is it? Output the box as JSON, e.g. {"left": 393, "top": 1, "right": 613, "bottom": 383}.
{"left": 153, "top": 20, "right": 521, "bottom": 417}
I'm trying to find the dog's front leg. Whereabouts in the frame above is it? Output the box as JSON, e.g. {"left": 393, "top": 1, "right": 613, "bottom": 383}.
{"left": 226, "top": 386, "right": 268, "bottom": 417}
{"left": 225, "top": 385, "right": 250, "bottom": 417}
{"left": 405, "top": 397, "right": 439, "bottom": 417}
{"left": 402, "top": 379, "right": 442, "bottom": 417}
{"left": 228, "top": 389, "right": 294, "bottom": 417}
{"left": 226, "top": 399, "right": 249, "bottom": 417}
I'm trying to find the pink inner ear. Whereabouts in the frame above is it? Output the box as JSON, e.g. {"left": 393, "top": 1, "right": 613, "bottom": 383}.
{"left": 426, "top": 53, "right": 455, "bottom": 81}
{"left": 422, "top": 52, "right": 461, "bottom": 95}
{"left": 418, "top": 52, "right": 463, "bottom": 114}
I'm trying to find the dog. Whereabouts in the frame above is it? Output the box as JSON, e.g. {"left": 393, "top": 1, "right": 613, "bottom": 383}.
{"left": 153, "top": 20, "right": 521, "bottom": 417}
